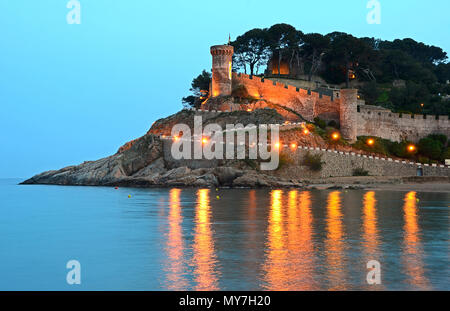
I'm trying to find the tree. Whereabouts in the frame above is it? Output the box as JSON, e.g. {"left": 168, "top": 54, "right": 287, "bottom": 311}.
{"left": 324, "top": 33, "right": 371, "bottom": 87}
{"left": 380, "top": 38, "right": 448, "bottom": 65}
{"left": 231, "top": 28, "right": 271, "bottom": 76}
{"left": 182, "top": 70, "right": 211, "bottom": 108}
{"left": 435, "top": 63, "right": 450, "bottom": 83}
{"left": 302, "top": 33, "right": 330, "bottom": 81}
{"left": 267, "top": 24, "right": 301, "bottom": 76}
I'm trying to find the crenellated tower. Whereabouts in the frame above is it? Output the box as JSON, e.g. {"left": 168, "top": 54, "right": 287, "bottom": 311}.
{"left": 210, "top": 45, "right": 234, "bottom": 97}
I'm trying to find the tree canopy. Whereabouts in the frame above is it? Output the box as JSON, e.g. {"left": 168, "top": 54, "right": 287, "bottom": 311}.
{"left": 184, "top": 24, "right": 450, "bottom": 114}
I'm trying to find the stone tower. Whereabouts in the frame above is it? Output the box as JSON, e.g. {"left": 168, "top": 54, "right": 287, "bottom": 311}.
{"left": 210, "top": 45, "right": 234, "bottom": 97}
{"left": 339, "top": 89, "right": 358, "bottom": 142}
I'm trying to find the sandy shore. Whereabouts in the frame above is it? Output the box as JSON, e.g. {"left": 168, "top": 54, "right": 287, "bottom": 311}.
{"left": 305, "top": 176, "right": 450, "bottom": 192}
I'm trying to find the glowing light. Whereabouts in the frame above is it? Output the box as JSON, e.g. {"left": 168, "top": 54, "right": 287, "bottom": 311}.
{"left": 331, "top": 132, "right": 340, "bottom": 140}
{"left": 274, "top": 142, "right": 281, "bottom": 150}
{"left": 247, "top": 108, "right": 252, "bottom": 112}
{"left": 303, "top": 129, "right": 310, "bottom": 135}
{"left": 408, "top": 144, "right": 416, "bottom": 152}
{"left": 290, "top": 143, "right": 297, "bottom": 150}
{"left": 173, "top": 136, "right": 179, "bottom": 142}
{"left": 367, "top": 138, "right": 375, "bottom": 146}
{"left": 202, "top": 137, "right": 209, "bottom": 145}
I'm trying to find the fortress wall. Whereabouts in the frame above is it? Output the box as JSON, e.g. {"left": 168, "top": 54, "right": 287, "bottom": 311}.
{"left": 229, "top": 73, "right": 450, "bottom": 142}
{"left": 357, "top": 106, "right": 450, "bottom": 142}
{"left": 162, "top": 139, "right": 450, "bottom": 178}
{"left": 232, "top": 73, "right": 340, "bottom": 122}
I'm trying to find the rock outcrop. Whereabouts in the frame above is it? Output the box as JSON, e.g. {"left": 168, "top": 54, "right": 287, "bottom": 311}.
{"left": 22, "top": 109, "right": 307, "bottom": 188}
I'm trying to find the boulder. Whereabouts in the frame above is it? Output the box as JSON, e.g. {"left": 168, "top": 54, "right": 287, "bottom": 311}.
{"left": 213, "top": 167, "right": 243, "bottom": 185}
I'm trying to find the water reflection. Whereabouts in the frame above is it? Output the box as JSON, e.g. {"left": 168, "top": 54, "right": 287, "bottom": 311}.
{"left": 164, "top": 188, "right": 188, "bottom": 290}
{"left": 362, "top": 191, "right": 380, "bottom": 258}
{"left": 293, "top": 191, "right": 316, "bottom": 290}
{"left": 193, "top": 189, "right": 220, "bottom": 290}
{"left": 248, "top": 190, "right": 257, "bottom": 219}
{"left": 325, "top": 191, "right": 346, "bottom": 290}
{"left": 262, "top": 190, "right": 316, "bottom": 290}
{"left": 263, "top": 190, "right": 287, "bottom": 290}
{"left": 162, "top": 188, "right": 443, "bottom": 291}
{"left": 402, "top": 191, "right": 429, "bottom": 289}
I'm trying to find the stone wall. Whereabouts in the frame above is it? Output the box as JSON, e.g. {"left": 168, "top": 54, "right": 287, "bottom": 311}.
{"left": 161, "top": 137, "right": 450, "bottom": 179}
{"left": 210, "top": 72, "right": 450, "bottom": 143}
{"left": 357, "top": 105, "right": 450, "bottom": 142}
{"left": 231, "top": 73, "right": 341, "bottom": 122}
{"left": 280, "top": 147, "right": 450, "bottom": 179}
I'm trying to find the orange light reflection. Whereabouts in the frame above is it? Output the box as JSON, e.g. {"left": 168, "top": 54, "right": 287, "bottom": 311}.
{"left": 402, "top": 191, "right": 429, "bottom": 289}
{"left": 325, "top": 191, "right": 346, "bottom": 290}
{"left": 165, "top": 189, "right": 188, "bottom": 290}
{"left": 193, "top": 189, "right": 219, "bottom": 290}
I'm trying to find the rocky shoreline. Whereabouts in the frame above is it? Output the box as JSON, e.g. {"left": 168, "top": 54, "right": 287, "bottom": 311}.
{"left": 21, "top": 109, "right": 450, "bottom": 190}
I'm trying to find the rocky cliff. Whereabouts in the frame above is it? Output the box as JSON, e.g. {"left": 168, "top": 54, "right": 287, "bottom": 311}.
{"left": 21, "top": 109, "right": 307, "bottom": 188}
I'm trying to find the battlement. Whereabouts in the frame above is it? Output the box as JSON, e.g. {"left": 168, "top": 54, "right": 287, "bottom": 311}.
{"left": 358, "top": 105, "right": 450, "bottom": 124}
{"left": 232, "top": 72, "right": 335, "bottom": 102}
{"left": 357, "top": 105, "right": 450, "bottom": 142}
{"left": 210, "top": 45, "right": 234, "bottom": 56}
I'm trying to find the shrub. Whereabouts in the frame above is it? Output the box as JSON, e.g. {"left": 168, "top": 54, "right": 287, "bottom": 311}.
{"left": 313, "top": 117, "right": 326, "bottom": 129}
{"left": 427, "top": 134, "right": 447, "bottom": 146}
{"left": 390, "top": 141, "right": 416, "bottom": 158}
{"left": 418, "top": 156, "right": 431, "bottom": 164}
{"left": 352, "top": 136, "right": 389, "bottom": 155}
{"left": 353, "top": 168, "right": 369, "bottom": 176}
{"left": 442, "top": 147, "right": 450, "bottom": 160}
{"left": 277, "top": 152, "right": 293, "bottom": 170}
{"left": 418, "top": 138, "right": 443, "bottom": 160}
{"left": 302, "top": 152, "right": 324, "bottom": 171}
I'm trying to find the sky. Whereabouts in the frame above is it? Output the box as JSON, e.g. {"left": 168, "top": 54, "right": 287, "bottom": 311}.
{"left": 0, "top": 0, "right": 449, "bottom": 178}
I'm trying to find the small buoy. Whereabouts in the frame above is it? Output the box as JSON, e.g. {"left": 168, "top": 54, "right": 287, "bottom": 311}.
{"left": 115, "top": 187, "right": 118, "bottom": 190}
{"left": 216, "top": 196, "right": 220, "bottom": 200}
{"left": 416, "top": 198, "right": 420, "bottom": 202}
{"left": 216, "top": 188, "right": 219, "bottom": 191}
{"left": 128, "top": 195, "right": 131, "bottom": 198}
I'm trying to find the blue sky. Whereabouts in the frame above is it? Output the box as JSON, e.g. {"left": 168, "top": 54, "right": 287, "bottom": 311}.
{"left": 1, "top": 0, "right": 449, "bottom": 178}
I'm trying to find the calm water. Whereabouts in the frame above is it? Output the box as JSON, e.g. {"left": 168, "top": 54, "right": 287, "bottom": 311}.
{"left": 0, "top": 178, "right": 448, "bottom": 291}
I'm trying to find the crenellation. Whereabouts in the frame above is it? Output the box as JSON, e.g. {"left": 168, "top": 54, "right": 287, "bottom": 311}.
{"left": 215, "top": 45, "right": 449, "bottom": 142}
{"left": 287, "top": 85, "right": 296, "bottom": 92}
